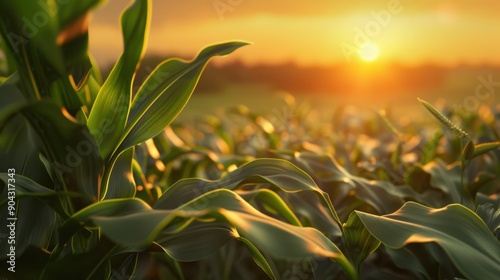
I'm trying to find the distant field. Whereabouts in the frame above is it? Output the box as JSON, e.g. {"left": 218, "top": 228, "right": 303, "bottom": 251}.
{"left": 175, "top": 82, "right": 485, "bottom": 124}
{"left": 176, "top": 84, "right": 283, "bottom": 121}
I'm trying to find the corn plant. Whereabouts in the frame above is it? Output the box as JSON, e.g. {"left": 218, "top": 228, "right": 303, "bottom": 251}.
{"left": 159, "top": 100, "right": 500, "bottom": 279}
{"left": 0, "top": 0, "right": 354, "bottom": 279}
{"left": 1, "top": 1, "right": 500, "bottom": 279}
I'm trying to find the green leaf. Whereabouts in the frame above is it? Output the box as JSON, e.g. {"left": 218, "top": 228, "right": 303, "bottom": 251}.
{"left": 239, "top": 189, "right": 302, "bottom": 227}
{"left": 0, "top": 173, "right": 52, "bottom": 195}
{"left": 343, "top": 211, "right": 381, "bottom": 273}
{"left": 103, "top": 147, "right": 136, "bottom": 199}
{"left": 295, "top": 152, "right": 418, "bottom": 215}
{"left": 109, "top": 253, "right": 139, "bottom": 280}
{"left": 384, "top": 245, "right": 432, "bottom": 280}
{"left": 376, "top": 109, "right": 401, "bottom": 138}
{"left": 472, "top": 142, "right": 500, "bottom": 159}
{"left": 0, "top": 177, "right": 63, "bottom": 259}
{"left": 0, "top": 0, "right": 103, "bottom": 100}
{"left": 468, "top": 173, "right": 497, "bottom": 197}
{"left": 385, "top": 243, "right": 463, "bottom": 280}
{"left": 476, "top": 203, "right": 500, "bottom": 240}
{"left": 0, "top": 85, "right": 32, "bottom": 165}
{"left": 0, "top": 101, "right": 103, "bottom": 209}
{"left": 71, "top": 190, "right": 356, "bottom": 278}
{"left": 155, "top": 222, "right": 234, "bottom": 262}
{"left": 462, "top": 139, "right": 475, "bottom": 160}
{"left": 283, "top": 191, "right": 342, "bottom": 238}
{"left": 154, "top": 158, "right": 341, "bottom": 227}
{"left": 59, "top": 197, "right": 151, "bottom": 247}
{"left": 0, "top": 173, "right": 79, "bottom": 218}
{"left": 180, "top": 190, "right": 354, "bottom": 277}
{"left": 237, "top": 236, "right": 277, "bottom": 280}
{"left": 0, "top": 36, "right": 16, "bottom": 76}
{"left": 70, "top": 197, "right": 152, "bottom": 224}
{"left": 48, "top": 76, "right": 84, "bottom": 116}
{"left": 0, "top": 83, "right": 25, "bottom": 112}
{"left": 117, "top": 42, "right": 249, "bottom": 155}
{"left": 43, "top": 236, "right": 117, "bottom": 279}
{"left": 421, "top": 160, "right": 474, "bottom": 208}
{"left": 0, "top": 107, "right": 52, "bottom": 187}
{"left": 0, "top": 0, "right": 64, "bottom": 74}
{"left": 356, "top": 202, "right": 500, "bottom": 280}
{"left": 76, "top": 66, "right": 102, "bottom": 115}
{"left": 0, "top": 191, "right": 56, "bottom": 257}
{"left": 476, "top": 193, "right": 500, "bottom": 209}
{"left": 71, "top": 228, "right": 98, "bottom": 254}
{"left": 87, "top": 0, "right": 150, "bottom": 160}
{"left": 420, "top": 132, "right": 443, "bottom": 164}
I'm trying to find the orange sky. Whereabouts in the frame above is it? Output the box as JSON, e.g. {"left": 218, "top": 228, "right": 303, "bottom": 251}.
{"left": 89, "top": 0, "right": 500, "bottom": 67}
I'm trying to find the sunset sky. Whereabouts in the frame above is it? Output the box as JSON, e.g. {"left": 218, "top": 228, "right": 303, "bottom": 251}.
{"left": 89, "top": 0, "right": 500, "bottom": 67}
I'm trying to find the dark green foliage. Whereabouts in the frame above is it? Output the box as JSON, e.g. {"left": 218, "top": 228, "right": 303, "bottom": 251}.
{"left": 0, "top": 1, "right": 499, "bottom": 279}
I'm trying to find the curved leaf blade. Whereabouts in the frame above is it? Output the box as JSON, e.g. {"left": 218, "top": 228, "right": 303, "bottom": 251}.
{"left": 0, "top": 176, "right": 56, "bottom": 256}
{"left": 87, "top": 0, "right": 150, "bottom": 160}
{"left": 238, "top": 189, "right": 302, "bottom": 227}
{"left": 295, "top": 153, "right": 417, "bottom": 215}
{"left": 118, "top": 42, "right": 249, "bottom": 154}
{"left": 103, "top": 147, "right": 136, "bottom": 199}
{"left": 0, "top": 101, "right": 103, "bottom": 208}
{"left": 476, "top": 203, "right": 500, "bottom": 240}
{"left": 472, "top": 142, "right": 500, "bottom": 159}
{"left": 237, "top": 236, "right": 277, "bottom": 280}
{"left": 153, "top": 158, "right": 342, "bottom": 228}
{"left": 343, "top": 211, "right": 381, "bottom": 272}
{"left": 156, "top": 222, "right": 234, "bottom": 262}
{"left": 74, "top": 190, "right": 355, "bottom": 278}
{"left": 356, "top": 202, "right": 500, "bottom": 280}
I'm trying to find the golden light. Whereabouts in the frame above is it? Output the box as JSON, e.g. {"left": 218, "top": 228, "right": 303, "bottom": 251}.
{"left": 359, "top": 43, "right": 380, "bottom": 62}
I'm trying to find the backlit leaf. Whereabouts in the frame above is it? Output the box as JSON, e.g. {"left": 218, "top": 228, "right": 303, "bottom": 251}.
{"left": 87, "top": 0, "right": 150, "bottom": 160}
{"left": 356, "top": 202, "right": 500, "bottom": 280}
{"left": 117, "top": 42, "right": 249, "bottom": 154}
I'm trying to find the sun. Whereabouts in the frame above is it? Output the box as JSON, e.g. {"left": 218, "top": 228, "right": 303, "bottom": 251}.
{"left": 359, "top": 43, "right": 380, "bottom": 62}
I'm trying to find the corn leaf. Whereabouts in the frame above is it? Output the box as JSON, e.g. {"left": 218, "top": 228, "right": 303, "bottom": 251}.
{"left": 238, "top": 189, "right": 302, "bottom": 227}
{"left": 71, "top": 190, "right": 356, "bottom": 279}
{"left": 153, "top": 158, "right": 342, "bottom": 228}
{"left": 156, "top": 222, "right": 234, "bottom": 262}
{"left": 0, "top": 175, "right": 56, "bottom": 257}
{"left": 343, "top": 211, "right": 381, "bottom": 272}
{"left": 87, "top": 0, "right": 150, "bottom": 160}
{"left": 0, "top": 0, "right": 103, "bottom": 102}
{"left": 356, "top": 202, "right": 500, "bottom": 280}
{"left": 103, "top": 147, "right": 136, "bottom": 199}
{"left": 475, "top": 203, "right": 500, "bottom": 240}
{"left": 117, "top": 42, "right": 249, "bottom": 156}
{"left": 295, "top": 152, "right": 418, "bottom": 215}
{"left": 0, "top": 101, "right": 103, "bottom": 208}
{"left": 472, "top": 142, "right": 500, "bottom": 159}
